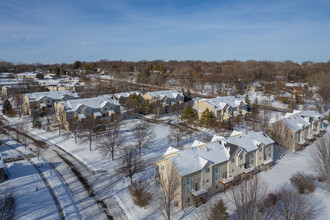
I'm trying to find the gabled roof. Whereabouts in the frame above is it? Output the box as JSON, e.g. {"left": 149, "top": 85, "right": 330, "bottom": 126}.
{"left": 298, "top": 110, "right": 325, "bottom": 121}
{"left": 164, "top": 146, "right": 180, "bottom": 157}
{"left": 199, "top": 96, "right": 245, "bottom": 110}
{"left": 114, "top": 91, "right": 141, "bottom": 99}
{"left": 224, "top": 130, "right": 275, "bottom": 153}
{"left": 284, "top": 115, "right": 310, "bottom": 132}
{"left": 146, "top": 90, "right": 183, "bottom": 100}
{"left": 168, "top": 141, "right": 230, "bottom": 176}
{"left": 59, "top": 94, "right": 120, "bottom": 111}
{"left": 26, "top": 90, "right": 78, "bottom": 101}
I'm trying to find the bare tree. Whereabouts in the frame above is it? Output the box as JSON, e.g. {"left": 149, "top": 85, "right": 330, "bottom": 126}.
{"left": 266, "top": 117, "right": 287, "bottom": 160}
{"left": 97, "top": 120, "right": 124, "bottom": 160}
{"left": 310, "top": 133, "right": 330, "bottom": 187}
{"left": 167, "top": 126, "right": 186, "bottom": 149}
{"left": 34, "top": 141, "right": 45, "bottom": 161}
{"left": 265, "top": 187, "right": 319, "bottom": 220}
{"left": 228, "top": 175, "right": 268, "bottom": 220}
{"left": 133, "top": 121, "right": 154, "bottom": 156}
{"left": 119, "top": 146, "right": 144, "bottom": 184}
{"left": 158, "top": 165, "right": 180, "bottom": 220}
{"left": 309, "top": 72, "right": 330, "bottom": 112}
{"left": 12, "top": 93, "right": 24, "bottom": 118}
{"left": 80, "top": 118, "right": 102, "bottom": 151}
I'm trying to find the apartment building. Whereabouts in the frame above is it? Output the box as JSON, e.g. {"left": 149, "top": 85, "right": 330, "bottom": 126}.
{"left": 193, "top": 96, "right": 248, "bottom": 121}
{"left": 267, "top": 110, "right": 325, "bottom": 152}
{"left": 114, "top": 91, "right": 142, "bottom": 104}
{"left": 23, "top": 90, "right": 79, "bottom": 115}
{"left": 143, "top": 90, "right": 184, "bottom": 112}
{"left": 154, "top": 130, "right": 275, "bottom": 209}
{"left": 55, "top": 95, "right": 121, "bottom": 131}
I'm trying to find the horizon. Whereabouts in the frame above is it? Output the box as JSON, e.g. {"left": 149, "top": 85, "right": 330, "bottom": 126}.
{"left": 1, "top": 0, "right": 330, "bottom": 64}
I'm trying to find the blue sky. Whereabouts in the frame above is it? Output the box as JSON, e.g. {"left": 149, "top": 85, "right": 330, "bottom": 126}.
{"left": 0, "top": 0, "right": 329, "bottom": 64}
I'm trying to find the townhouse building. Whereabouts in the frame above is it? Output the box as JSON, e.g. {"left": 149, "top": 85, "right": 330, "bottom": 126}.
{"left": 193, "top": 96, "right": 248, "bottom": 121}
{"left": 114, "top": 91, "right": 142, "bottom": 104}
{"left": 54, "top": 95, "right": 121, "bottom": 131}
{"left": 154, "top": 130, "right": 275, "bottom": 209}
{"left": 23, "top": 90, "right": 79, "bottom": 115}
{"left": 267, "top": 110, "right": 325, "bottom": 152}
{"left": 143, "top": 90, "right": 184, "bottom": 112}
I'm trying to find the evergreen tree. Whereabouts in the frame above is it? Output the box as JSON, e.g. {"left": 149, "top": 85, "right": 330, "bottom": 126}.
{"left": 245, "top": 93, "right": 251, "bottom": 106}
{"left": 208, "top": 198, "right": 229, "bottom": 220}
{"left": 2, "top": 99, "right": 12, "bottom": 114}
{"left": 181, "top": 106, "right": 197, "bottom": 121}
{"left": 200, "top": 108, "right": 213, "bottom": 127}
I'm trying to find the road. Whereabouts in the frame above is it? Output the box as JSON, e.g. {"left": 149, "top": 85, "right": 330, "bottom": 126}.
{"left": 2, "top": 120, "right": 127, "bottom": 220}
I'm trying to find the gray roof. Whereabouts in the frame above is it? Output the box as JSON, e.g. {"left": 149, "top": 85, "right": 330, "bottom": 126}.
{"left": 284, "top": 115, "right": 310, "bottom": 132}
{"left": 59, "top": 94, "right": 120, "bottom": 111}
{"left": 168, "top": 141, "right": 230, "bottom": 176}
{"left": 224, "top": 131, "right": 275, "bottom": 153}
{"left": 26, "top": 90, "right": 78, "bottom": 101}
{"left": 200, "top": 96, "right": 244, "bottom": 110}
{"left": 146, "top": 90, "right": 183, "bottom": 100}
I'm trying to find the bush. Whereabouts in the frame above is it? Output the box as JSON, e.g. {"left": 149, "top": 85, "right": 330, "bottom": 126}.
{"left": 267, "top": 193, "right": 277, "bottom": 206}
{"left": 129, "top": 179, "right": 152, "bottom": 208}
{"left": 290, "top": 172, "right": 315, "bottom": 194}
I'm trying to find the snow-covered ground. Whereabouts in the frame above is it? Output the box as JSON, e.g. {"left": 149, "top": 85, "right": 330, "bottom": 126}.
{"left": 0, "top": 140, "right": 81, "bottom": 220}
{"left": 0, "top": 143, "right": 60, "bottom": 220}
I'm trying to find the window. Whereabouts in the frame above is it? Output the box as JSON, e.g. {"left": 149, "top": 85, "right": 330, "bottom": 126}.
{"left": 184, "top": 177, "right": 192, "bottom": 186}
{"left": 231, "top": 158, "right": 235, "bottom": 163}
{"left": 206, "top": 179, "right": 209, "bottom": 183}
{"left": 185, "top": 197, "right": 190, "bottom": 203}
{"left": 183, "top": 185, "right": 191, "bottom": 194}
{"left": 232, "top": 169, "right": 234, "bottom": 173}
{"left": 250, "top": 154, "right": 254, "bottom": 158}
{"left": 214, "top": 166, "right": 219, "bottom": 173}
{"left": 214, "top": 174, "right": 219, "bottom": 180}
{"left": 240, "top": 154, "right": 243, "bottom": 160}
{"left": 269, "top": 153, "right": 271, "bottom": 157}
{"left": 259, "top": 147, "right": 262, "bottom": 152}
{"left": 161, "top": 165, "right": 164, "bottom": 170}
{"left": 259, "top": 157, "right": 261, "bottom": 160}
{"left": 251, "top": 160, "right": 254, "bottom": 164}
{"left": 205, "top": 167, "right": 210, "bottom": 173}
{"left": 215, "top": 185, "right": 218, "bottom": 190}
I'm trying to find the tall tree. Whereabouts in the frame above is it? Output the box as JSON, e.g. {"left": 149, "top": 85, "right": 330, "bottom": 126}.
{"left": 119, "top": 146, "right": 144, "bottom": 184}
{"left": 97, "top": 120, "right": 124, "bottom": 160}
{"left": 133, "top": 122, "right": 154, "bottom": 156}
{"left": 159, "top": 165, "right": 180, "bottom": 220}
{"left": 167, "top": 126, "right": 186, "bottom": 149}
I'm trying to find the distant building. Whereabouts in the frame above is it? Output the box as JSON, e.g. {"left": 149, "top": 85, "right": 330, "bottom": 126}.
{"left": 114, "top": 91, "right": 142, "bottom": 104}
{"left": 143, "top": 89, "right": 184, "bottom": 112}
{"left": 194, "top": 96, "right": 248, "bottom": 121}
{"left": 15, "top": 72, "right": 38, "bottom": 79}
{"left": 246, "top": 82, "right": 264, "bottom": 92}
{"left": 23, "top": 90, "right": 79, "bottom": 115}
{"left": 55, "top": 95, "right": 121, "bottom": 131}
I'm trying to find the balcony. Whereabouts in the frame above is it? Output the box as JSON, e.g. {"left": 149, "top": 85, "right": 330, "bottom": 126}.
{"left": 219, "top": 176, "right": 234, "bottom": 184}
{"left": 244, "top": 166, "right": 255, "bottom": 174}
{"left": 191, "top": 188, "right": 208, "bottom": 197}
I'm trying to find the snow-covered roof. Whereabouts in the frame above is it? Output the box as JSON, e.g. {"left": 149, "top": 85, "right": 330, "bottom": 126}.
{"left": 283, "top": 115, "right": 310, "bottom": 132}
{"left": 59, "top": 94, "right": 120, "bottom": 111}
{"left": 231, "top": 130, "right": 243, "bottom": 137}
{"left": 146, "top": 90, "right": 183, "bottom": 100}
{"left": 192, "top": 140, "right": 206, "bottom": 148}
{"left": 26, "top": 90, "right": 78, "bottom": 101}
{"left": 114, "top": 91, "right": 141, "bottom": 99}
{"left": 16, "top": 72, "right": 38, "bottom": 77}
{"left": 298, "top": 110, "right": 325, "bottom": 121}
{"left": 93, "top": 112, "right": 102, "bottom": 117}
{"left": 164, "top": 146, "right": 180, "bottom": 157}
{"left": 168, "top": 141, "right": 230, "bottom": 176}
{"left": 78, "top": 114, "right": 86, "bottom": 119}
{"left": 199, "top": 96, "right": 245, "bottom": 110}
{"left": 211, "top": 135, "right": 224, "bottom": 142}
{"left": 224, "top": 131, "right": 275, "bottom": 152}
